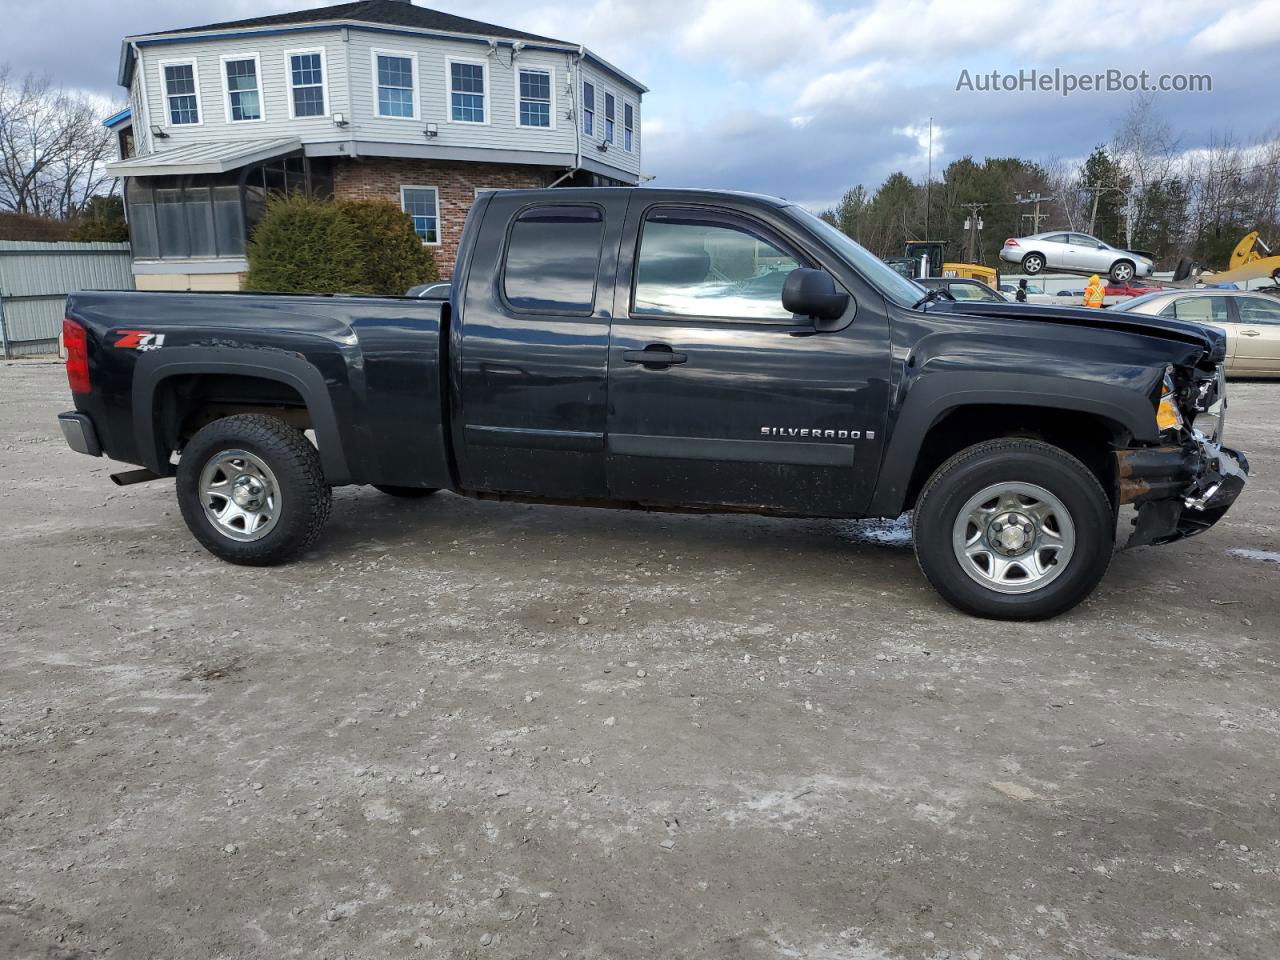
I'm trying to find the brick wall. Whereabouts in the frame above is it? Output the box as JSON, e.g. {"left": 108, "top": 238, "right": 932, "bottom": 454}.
{"left": 333, "top": 158, "right": 554, "bottom": 277}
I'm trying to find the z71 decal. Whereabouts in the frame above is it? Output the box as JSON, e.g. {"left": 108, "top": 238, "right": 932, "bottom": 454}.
{"left": 113, "top": 331, "right": 166, "bottom": 352}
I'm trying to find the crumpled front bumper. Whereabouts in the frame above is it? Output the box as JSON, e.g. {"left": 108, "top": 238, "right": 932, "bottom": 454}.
{"left": 1116, "top": 436, "right": 1249, "bottom": 547}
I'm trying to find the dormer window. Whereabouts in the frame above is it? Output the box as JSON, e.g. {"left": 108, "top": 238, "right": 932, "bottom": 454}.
{"left": 222, "top": 55, "right": 263, "bottom": 122}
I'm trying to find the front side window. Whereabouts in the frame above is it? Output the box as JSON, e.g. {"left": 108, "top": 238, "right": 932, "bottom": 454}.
{"left": 289, "top": 51, "right": 326, "bottom": 118}
{"left": 1070, "top": 233, "right": 1100, "bottom": 247}
{"left": 163, "top": 62, "right": 200, "bottom": 125}
{"left": 604, "top": 92, "right": 615, "bottom": 144}
{"left": 633, "top": 209, "right": 802, "bottom": 321}
{"left": 582, "top": 81, "right": 594, "bottom": 136}
{"left": 401, "top": 186, "right": 439, "bottom": 244}
{"left": 223, "top": 57, "right": 262, "bottom": 122}
{"left": 449, "top": 60, "right": 486, "bottom": 123}
{"left": 376, "top": 52, "right": 416, "bottom": 118}
{"left": 1238, "top": 297, "right": 1280, "bottom": 325}
{"left": 518, "top": 68, "right": 551, "bottom": 127}
{"left": 504, "top": 205, "right": 604, "bottom": 314}
{"left": 624, "top": 102, "right": 634, "bottom": 152}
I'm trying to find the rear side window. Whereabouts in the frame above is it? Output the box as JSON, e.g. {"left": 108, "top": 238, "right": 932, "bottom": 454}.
{"left": 1165, "top": 296, "right": 1229, "bottom": 324}
{"left": 502, "top": 204, "right": 604, "bottom": 315}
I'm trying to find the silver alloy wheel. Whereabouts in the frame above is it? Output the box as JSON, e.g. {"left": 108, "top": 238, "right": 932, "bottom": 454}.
{"left": 1113, "top": 261, "right": 1134, "bottom": 282}
{"left": 951, "top": 482, "right": 1075, "bottom": 595}
{"left": 1023, "top": 254, "right": 1044, "bottom": 273}
{"left": 198, "top": 449, "right": 281, "bottom": 543}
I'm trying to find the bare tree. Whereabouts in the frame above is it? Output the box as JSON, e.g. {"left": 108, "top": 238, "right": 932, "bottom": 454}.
{"left": 1110, "top": 93, "right": 1180, "bottom": 248}
{"left": 0, "top": 66, "right": 118, "bottom": 220}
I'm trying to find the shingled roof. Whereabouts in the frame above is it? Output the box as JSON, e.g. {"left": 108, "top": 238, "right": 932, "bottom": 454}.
{"left": 153, "top": 0, "right": 568, "bottom": 46}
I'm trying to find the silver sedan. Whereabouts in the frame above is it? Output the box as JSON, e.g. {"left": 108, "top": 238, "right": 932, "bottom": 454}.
{"left": 1112, "top": 289, "right": 1280, "bottom": 377}
{"left": 999, "top": 231, "right": 1154, "bottom": 283}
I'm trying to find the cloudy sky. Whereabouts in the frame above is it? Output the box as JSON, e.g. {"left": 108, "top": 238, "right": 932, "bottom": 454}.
{"left": 2, "top": 0, "right": 1278, "bottom": 208}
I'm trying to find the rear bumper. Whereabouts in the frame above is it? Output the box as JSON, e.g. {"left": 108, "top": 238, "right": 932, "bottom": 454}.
{"left": 1116, "top": 437, "right": 1248, "bottom": 547}
{"left": 58, "top": 411, "right": 102, "bottom": 458}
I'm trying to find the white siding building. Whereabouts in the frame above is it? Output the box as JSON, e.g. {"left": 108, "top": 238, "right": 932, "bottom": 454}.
{"left": 107, "top": 0, "right": 647, "bottom": 289}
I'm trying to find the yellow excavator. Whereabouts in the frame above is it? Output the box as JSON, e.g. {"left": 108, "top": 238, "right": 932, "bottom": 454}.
{"left": 1182, "top": 231, "right": 1280, "bottom": 287}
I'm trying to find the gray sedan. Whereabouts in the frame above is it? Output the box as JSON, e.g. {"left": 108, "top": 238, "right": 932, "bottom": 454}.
{"left": 999, "top": 231, "right": 1153, "bottom": 283}
{"left": 1112, "top": 289, "right": 1280, "bottom": 377}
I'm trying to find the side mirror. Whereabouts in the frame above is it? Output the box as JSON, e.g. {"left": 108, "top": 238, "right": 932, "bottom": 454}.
{"left": 783, "top": 268, "right": 850, "bottom": 328}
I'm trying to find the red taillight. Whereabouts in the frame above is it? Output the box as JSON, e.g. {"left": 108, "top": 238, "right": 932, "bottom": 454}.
{"left": 1004, "top": 238, "right": 1019, "bottom": 247}
{"left": 63, "top": 318, "right": 90, "bottom": 394}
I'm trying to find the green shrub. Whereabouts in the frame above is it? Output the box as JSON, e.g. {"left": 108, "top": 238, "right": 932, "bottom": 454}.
{"left": 339, "top": 199, "right": 439, "bottom": 294}
{"left": 245, "top": 193, "right": 369, "bottom": 294}
{"left": 71, "top": 196, "right": 129, "bottom": 243}
{"left": 245, "top": 193, "right": 439, "bottom": 296}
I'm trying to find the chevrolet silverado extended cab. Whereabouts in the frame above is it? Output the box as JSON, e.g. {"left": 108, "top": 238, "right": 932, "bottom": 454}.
{"left": 58, "top": 188, "right": 1247, "bottom": 619}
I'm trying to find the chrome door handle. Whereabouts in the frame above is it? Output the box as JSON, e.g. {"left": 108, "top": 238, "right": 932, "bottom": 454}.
{"left": 1242, "top": 330, "right": 1260, "bottom": 337}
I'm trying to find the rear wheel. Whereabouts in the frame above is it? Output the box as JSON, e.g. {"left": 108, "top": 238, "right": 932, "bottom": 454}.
{"left": 372, "top": 485, "right": 438, "bottom": 498}
{"left": 177, "top": 414, "right": 331, "bottom": 565}
{"left": 1021, "top": 253, "right": 1045, "bottom": 275}
{"left": 912, "top": 439, "right": 1113, "bottom": 620}
{"left": 1109, "top": 260, "right": 1135, "bottom": 284}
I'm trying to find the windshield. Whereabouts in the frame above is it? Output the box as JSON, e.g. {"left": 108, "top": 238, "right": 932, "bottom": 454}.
{"left": 790, "top": 206, "right": 926, "bottom": 307}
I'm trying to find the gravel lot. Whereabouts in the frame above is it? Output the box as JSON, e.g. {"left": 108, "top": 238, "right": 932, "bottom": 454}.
{"left": 2, "top": 359, "right": 1278, "bottom": 960}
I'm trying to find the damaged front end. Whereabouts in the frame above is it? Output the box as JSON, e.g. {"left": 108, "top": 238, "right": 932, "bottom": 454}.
{"left": 1116, "top": 363, "right": 1249, "bottom": 548}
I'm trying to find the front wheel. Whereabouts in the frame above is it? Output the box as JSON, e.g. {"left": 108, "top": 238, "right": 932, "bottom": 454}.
{"left": 177, "top": 414, "right": 332, "bottom": 565}
{"left": 912, "top": 439, "right": 1114, "bottom": 620}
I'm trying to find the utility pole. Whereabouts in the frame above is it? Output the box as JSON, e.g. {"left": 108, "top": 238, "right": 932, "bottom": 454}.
{"left": 960, "top": 202, "right": 987, "bottom": 263}
{"left": 1015, "top": 192, "right": 1055, "bottom": 234}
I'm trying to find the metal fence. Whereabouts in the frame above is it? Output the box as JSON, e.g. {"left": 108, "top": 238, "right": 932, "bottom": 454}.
{"left": 0, "top": 240, "right": 134, "bottom": 357}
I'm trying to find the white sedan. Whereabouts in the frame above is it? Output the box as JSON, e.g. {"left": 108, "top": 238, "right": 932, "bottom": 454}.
{"left": 999, "top": 231, "right": 1154, "bottom": 284}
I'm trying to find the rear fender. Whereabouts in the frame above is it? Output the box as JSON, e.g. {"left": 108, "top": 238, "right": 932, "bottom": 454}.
{"left": 132, "top": 347, "right": 351, "bottom": 484}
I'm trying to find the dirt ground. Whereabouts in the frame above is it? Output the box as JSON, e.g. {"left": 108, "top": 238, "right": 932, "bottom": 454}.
{"left": 2, "top": 359, "right": 1278, "bottom": 960}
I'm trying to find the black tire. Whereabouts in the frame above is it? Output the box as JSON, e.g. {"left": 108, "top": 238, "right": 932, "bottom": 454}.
{"left": 372, "top": 485, "right": 439, "bottom": 498}
{"left": 1172, "top": 256, "right": 1199, "bottom": 282}
{"left": 177, "top": 414, "right": 332, "bottom": 566}
{"left": 912, "top": 439, "right": 1114, "bottom": 620}
{"left": 1109, "top": 260, "right": 1135, "bottom": 284}
{"left": 1021, "top": 253, "right": 1045, "bottom": 275}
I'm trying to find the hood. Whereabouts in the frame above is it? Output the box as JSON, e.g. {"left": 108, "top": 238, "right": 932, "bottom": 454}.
{"left": 933, "top": 300, "right": 1226, "bottom": 363}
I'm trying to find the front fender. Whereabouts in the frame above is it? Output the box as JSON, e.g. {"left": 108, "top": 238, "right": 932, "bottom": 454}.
{"left": 867, "top": 360, "right": 1164, "bottom": 518}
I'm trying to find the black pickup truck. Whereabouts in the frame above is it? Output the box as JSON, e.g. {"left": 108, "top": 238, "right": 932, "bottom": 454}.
{"left": 58, "top": 187, "right": 1247, "bottom": 619}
